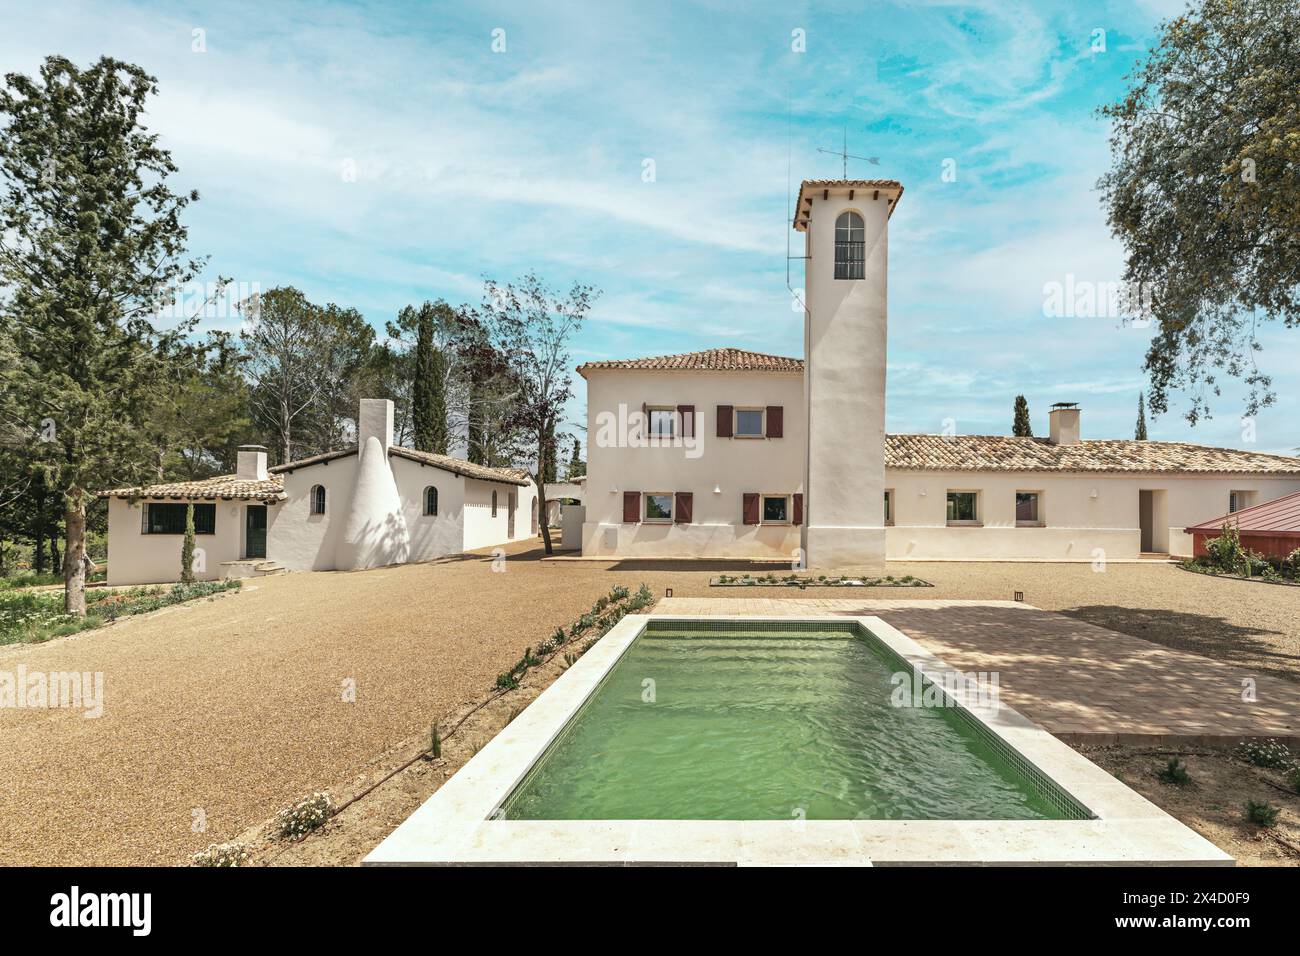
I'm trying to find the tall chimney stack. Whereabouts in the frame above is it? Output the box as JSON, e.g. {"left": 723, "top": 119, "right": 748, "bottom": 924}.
{"left": 1048, "top": 403, "right": 1081, "bottom": 445}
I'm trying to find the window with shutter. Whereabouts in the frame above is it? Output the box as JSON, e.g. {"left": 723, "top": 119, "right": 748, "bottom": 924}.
{"left": 766, "top": 405, "right": 784, "bottom": 438}
{"left": 742, "top": 492, "right": 760, "bottom": 525}
{"left": 622, "top": 491, "right": 641, "bottom": 523}
{"left": 674, "top": 492, "right": 693, "bottom": 523}
{"left": 716, "top": 404, "right": 733, "bottom": 438}
{"left": 678, "top": 405, "right": 695, "bottom": 439}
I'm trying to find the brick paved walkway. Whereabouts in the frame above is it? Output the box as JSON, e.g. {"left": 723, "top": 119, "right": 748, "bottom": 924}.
{"left": 655, "top": 598, "right": 1300, "bottom": 746}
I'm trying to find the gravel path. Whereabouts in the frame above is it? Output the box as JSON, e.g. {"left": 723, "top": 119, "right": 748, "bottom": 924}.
{"left": 1, "top": 546, "right": 1295, "bottom": 866}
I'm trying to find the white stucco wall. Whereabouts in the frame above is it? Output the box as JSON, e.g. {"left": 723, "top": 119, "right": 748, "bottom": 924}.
{"left": 884, "top": 471, "right": 1300, "bottom": 561}
{"left": 463, "top": 477, "right": 536, "bottom": 551}
{"left": 105, "top": 497, "right": 280, "bottom": 585}
{"left": 581, "top": 368, "right": 805, "bottom": 559}
{"left": 801, "top": 185, "right": 896, "bottom": 568}
{"left": 391, "top": 455, "right": 466, "bottom": 562}
{"left": 273, "top": 455, "right": 360, "bottom": 571}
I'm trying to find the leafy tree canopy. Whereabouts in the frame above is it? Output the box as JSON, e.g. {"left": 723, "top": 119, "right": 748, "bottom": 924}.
{"left": 1099, "top": 0, "right": 1299, "bottom": 423}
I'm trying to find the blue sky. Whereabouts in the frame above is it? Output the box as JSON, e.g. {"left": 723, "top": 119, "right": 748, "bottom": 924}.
{"left": 4, "top": 0, "right": 1295, "bottom": 454}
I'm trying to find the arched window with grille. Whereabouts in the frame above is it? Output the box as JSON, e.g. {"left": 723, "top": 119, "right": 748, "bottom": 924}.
{"left": 424, "top": 486, "right": 439, "bottom": 516}
{"left": 834, "top": 211, "right": 865, "bottom": 279}
{"left": 310, "top": 484, "right": 326, "bottom": 515}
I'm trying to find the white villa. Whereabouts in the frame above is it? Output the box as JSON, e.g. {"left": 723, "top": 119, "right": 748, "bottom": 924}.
{"left": 574, "top": 178, "right": 1300, "bottom": 566}
{"left": 100, "top": 398, "right": 537, "bottom": 585}
{"left": 100, "top": 176, "right": 1300, "bottom": 581}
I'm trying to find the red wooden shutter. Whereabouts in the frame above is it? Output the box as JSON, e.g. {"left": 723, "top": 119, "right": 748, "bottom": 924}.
{"left": 793, "top": 493, "right": 804, "bottom": 526}
{"left": 716, "top": 405, "right": 733, "bottom": 438}
{"left": 678, "top": 404, "right": 695, "bottom": 439}
{"left": 742, "top": 493, "right": 760, "bottom": 525}
{"left": 675, "top": 492, "right": 693, "bottom": 524}
{"left": 623, "top": 491, "right": 641, "bottom": 523}
{"left": 766, "top": 405, "right": 784, "bottom": 438}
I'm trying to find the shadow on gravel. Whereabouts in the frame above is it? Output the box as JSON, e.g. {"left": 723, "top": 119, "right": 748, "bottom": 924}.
{"left": 1061, "top": 604, "right": 1298, "bottom": 684}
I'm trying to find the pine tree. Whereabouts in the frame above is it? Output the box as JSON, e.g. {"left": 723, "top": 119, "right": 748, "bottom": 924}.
{"left": 1135, "top": 391, "right": 1149, "bottom": 440}
{"left": 180, "top": 503, "right": 196, "bottom": 585}
{"left": 1012, "top": 395, "right": 1033, "bottom": 437}
{"left": 0, "top": 57, "right": 207, "bottom": 614}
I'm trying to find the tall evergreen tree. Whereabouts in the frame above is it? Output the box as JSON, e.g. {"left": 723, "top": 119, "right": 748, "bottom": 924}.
{"left": 411, "top": 302, "right": 449, "bottom": 454}
{"left": 1012, "top": 395, "right": 1033, "bottom": 437}
{"left": 1135, "top": 392, "right": 1149, "bottom": 440}
{"left": 0, "top": 57, "right": 206, "bottom": 614}
{"left": 568, "top": 438, "right": 585, "bottom": 479}
{"left": 180, "top": 503, "right": 196, "bottom": 585}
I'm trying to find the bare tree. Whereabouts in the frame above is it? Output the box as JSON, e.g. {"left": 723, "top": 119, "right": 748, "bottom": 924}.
{"left": 474, "top": 273, "right": 597, "bottom": 554}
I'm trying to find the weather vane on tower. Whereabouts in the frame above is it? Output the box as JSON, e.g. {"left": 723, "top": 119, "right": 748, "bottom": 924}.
{"left": 817, "top": 127, "right": 880, "bottom": 178}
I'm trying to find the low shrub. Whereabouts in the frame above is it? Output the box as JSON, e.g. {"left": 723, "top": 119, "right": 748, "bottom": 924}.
{"left": 1236, "top": 738, "right": 1294, "bottom": 770}
{"left": 190, "top": 842, "right": 251, "bottom": 867}
{"left": 1245, "top": 800, "right": 1280, "bottom": 828}
{"left": 275, "top": 791, "right": 333, "bottom": 840}
{"left": 1287, "top": 766, "right": 1300, "bottom": 794}
{"left": 1156, "top": 757, "right": 1190, "bottom": 786}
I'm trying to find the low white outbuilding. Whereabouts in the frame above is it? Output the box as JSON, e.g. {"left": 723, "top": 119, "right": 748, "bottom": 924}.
{"left": 100, "top": 399, "right": 537, "bottom": 585}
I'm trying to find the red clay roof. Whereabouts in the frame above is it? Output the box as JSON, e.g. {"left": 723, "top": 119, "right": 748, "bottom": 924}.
{"left": 1185, "top": 490, "right": 1300, "bottom": 534}
{"left": 794, "top": 178, "right": 904, "bottom": 230}
{"left": 577, "top": 348, "right": 803, "bottom": 376}
{"left": 886, "top": 435, "right": 1300, "bottom": 475}
{"left": 98, "top": 473, "right": 285, "bottom": 502}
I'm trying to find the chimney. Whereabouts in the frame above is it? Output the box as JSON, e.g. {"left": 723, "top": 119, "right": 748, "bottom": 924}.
{"left": 1048, "top": 403, "right": 1081, "bottom": 445}
{"left": 357, "top": 398, "right": 395, "bottom": 450}
{"left": 236, "top": 445, "right": 268, "bottom": 480}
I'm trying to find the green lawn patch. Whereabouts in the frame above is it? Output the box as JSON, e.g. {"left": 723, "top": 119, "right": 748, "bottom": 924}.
{"left": 0, "top": 580, "right": 241, "bottom": 646}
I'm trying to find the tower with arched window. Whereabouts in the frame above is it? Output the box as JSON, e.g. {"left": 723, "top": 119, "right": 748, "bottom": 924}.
{"left": 794, "top": 178, "right": 903, "bottom": 567}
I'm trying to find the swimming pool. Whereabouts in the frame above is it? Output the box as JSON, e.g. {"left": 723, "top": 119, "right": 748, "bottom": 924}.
{"left": 502, "top": 620, "right": 1081, "bottom": 822}
{"left": 366, "top": 614, "right": 1232, "bottom": 866}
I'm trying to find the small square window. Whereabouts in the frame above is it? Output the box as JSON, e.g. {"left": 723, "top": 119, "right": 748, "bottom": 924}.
{"left": 735, "top": 409, "right": 763, "bottom": 437}
{"left": 648, "top": 408, "right": 676, "bottom": 438}
{"left": 1016, "top": 492, "right": 1041, "bottom": 526}
{"left": 762, "top": 496, "right": 788, "bottom": 523}
{"left": 644, "top": 493, "right": 673, "bottom": 522}
{"left": 946, "top": 491, "right": 979, "bottom": 524}
{"left": 1229, "top": 491, "right": 1254, "bottom": 513}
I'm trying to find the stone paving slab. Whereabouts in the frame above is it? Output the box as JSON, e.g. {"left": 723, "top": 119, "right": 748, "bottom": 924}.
{"left": 654, "top": 598, "right": 1300, "bottom": 747}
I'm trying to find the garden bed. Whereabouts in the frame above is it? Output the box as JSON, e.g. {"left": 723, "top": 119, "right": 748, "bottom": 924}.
{"left": 0, "top": 580, "right": 242, "bottom": 646}
{"left": 1178, "top": 560, "right": 1299, "bottom": 587}
{"left": 710, "top": 573, "right": 932, "bottom": 589}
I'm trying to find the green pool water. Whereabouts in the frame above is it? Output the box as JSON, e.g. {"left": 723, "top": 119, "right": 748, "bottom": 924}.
{"left": 501, "top": 624, "right": 1071, "bottom": 821}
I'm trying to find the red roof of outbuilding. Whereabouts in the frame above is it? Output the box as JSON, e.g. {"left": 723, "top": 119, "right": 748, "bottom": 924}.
{"left": 1185, "top": 490, "right": 1300, "bottom": 534}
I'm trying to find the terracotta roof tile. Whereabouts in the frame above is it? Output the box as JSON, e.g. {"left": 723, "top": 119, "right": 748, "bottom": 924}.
{"left": 886, "top": 435, "right": 1300, "bottom": 475}
{"left": 388, "top": 447, "right": 531, "bottom": 486}
{"left": 577, "top": 348, "right": 803, "bottom": 376}
{"left": 794, "top": 178, "right": 904, "bottom": 229}
{"left": 98, "top": 473, "right": 285, "bottom": 502}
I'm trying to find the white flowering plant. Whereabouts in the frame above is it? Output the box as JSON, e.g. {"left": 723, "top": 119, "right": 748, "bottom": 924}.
{"left": 191, "top": 842, "right": 252, "bottom": 867}
{"left": 274, "top": 791, "right": 333, "bottom": 840}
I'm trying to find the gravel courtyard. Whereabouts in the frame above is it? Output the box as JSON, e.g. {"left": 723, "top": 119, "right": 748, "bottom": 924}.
{"left": 1, "top": 543, "right": 1296, "bottom": 866}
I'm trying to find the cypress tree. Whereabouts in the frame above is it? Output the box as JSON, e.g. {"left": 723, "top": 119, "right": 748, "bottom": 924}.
{"left": 411, "top": 302, "right": 449, "bottom": 454}
{"left": 180, "top": 503, "right": 196, "bottom": 585}
{"left": 1135, "top": 392, "right": 1149, "bottom": 440}
{"left": 1012, "top": 395, "right": 1033, "bottom": 437}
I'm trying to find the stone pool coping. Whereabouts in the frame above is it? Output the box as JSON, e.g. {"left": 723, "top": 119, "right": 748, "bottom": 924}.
{"left": 363, "top": 614, "right": 1233, "bottom": 866}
